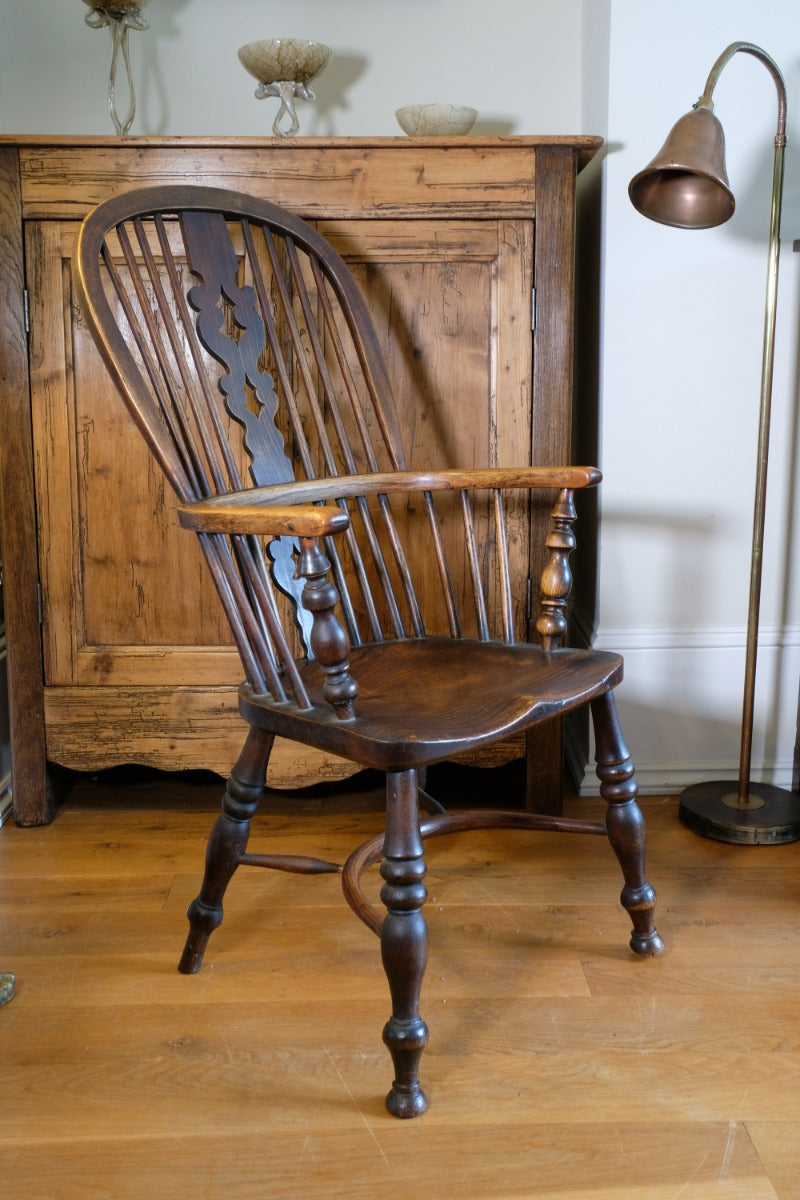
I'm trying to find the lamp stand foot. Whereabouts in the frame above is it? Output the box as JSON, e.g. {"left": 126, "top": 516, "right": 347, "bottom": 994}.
{"left": 679, "top": 779, "right": 800, "bottom": 844}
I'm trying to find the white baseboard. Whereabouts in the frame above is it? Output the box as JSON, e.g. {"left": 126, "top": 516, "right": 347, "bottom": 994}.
{"left": 566, "top": 620, "right": 800, "bottom": 796}
{"left": 592, "top": 623, "right": 800, "bottom": 653}
{"left": 570, "top": 758, "right": 796, "bottom": 798}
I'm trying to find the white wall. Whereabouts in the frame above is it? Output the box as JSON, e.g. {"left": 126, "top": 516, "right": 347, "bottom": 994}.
{"left": 600, "top": 0, "right": 800, "bottom": 792}
{"left": 2, "top": 0, "right": 799, "bottom": 794}
{"left": 0, "top": 0, "right": 584, "bottom": 137}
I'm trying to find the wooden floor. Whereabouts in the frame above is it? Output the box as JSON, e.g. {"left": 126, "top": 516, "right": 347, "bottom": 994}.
{"left": 1, "top": 764, "right": 800, "bottom": 1199}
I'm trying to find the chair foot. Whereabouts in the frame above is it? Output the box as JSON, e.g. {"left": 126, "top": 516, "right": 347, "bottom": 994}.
{"left": 592, "top": 692, "right": 663, "bottom": 957}
{"left": 178, "top": 903, "right": 220, "bottom": 974}
{"left": 621, "top": 881, "right": 664, "bottom": 957}
{"left": 384, "top": 1021, "right": 430, "bottom": 1117}
{"left": 607, "top": 802, "right": 664, "bottom": 957}
{"left": 178, "top": 806, "right": 252, "bottom": 973}
{"left": 178, "top": 728, "right": 273, "bottom": 974}
{"left": 629, "top": 922, "right": 665, "bottom": 958}
{"left": 381, "top": 770, "right": 430, "bottom": 1117}
{"left": 386, "top": 1089, "right": 429, "bottom": 1119}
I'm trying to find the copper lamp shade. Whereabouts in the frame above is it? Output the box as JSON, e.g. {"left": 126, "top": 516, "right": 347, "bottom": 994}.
{"left": 629, "top": 42, "right": 799, "bottom": 843}
{"left": 629, "top": 105, "right": 735, "bottom": 229}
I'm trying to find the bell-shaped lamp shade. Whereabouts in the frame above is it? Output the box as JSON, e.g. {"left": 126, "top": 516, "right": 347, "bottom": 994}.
{"left": 628, "top": 105, "right": 735, "bottom": 229}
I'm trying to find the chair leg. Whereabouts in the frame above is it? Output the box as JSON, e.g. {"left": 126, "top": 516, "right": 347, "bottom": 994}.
{"left": 591, "top": 692, "right": 664, "bottom": 958}
{"left": 380, "top": 769, "right": 430, "bottom": 1117}
{"left": 178, "top": 727, "right": 275, "bottom": 975}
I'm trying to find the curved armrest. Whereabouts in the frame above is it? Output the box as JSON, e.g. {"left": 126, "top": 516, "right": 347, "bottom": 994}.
{"left": 177, "top": 464, "right": 602, "bottom": 533}
{"left": 177, "top": 500, "right": 351, "bottom": 537}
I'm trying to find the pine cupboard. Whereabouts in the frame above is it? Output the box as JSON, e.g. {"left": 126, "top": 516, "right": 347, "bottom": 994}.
{"left": 0, "top": 135, "right": 601, "bottom": 824}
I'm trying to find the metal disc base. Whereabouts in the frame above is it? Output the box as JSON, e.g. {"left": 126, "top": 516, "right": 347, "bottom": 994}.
{"left": 679, "top": 780, "right": 800, "bottom": 844}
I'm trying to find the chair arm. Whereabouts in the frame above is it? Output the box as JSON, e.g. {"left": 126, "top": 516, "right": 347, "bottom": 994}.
{"left": 176, "top": 464, "right": 602, "bottom": 518}
{"left": 177, "top": 499, "right": 350, "bottom": 538}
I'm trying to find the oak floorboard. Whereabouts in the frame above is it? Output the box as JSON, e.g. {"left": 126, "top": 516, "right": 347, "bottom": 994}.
{"left": 0, "top": 1124, "right": 778, "bottom": 1200}
{"left": 747, "top": 1124, "right": 800, "bottom": 1200}
{"left": 0, "top": 778, "right": 798, "bottom": 1197}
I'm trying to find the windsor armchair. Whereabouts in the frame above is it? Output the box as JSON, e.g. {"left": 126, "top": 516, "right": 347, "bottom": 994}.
{"left": 73, "top": 184, "right": 662, "bottom": 1117}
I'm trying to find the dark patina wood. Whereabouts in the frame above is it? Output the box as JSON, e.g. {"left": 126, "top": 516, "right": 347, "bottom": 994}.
{"left": 0, "top": 148, "right": 51, "bottom": 825}
{"left": 73, "top": 184, "right": 663, "bottom": 1117}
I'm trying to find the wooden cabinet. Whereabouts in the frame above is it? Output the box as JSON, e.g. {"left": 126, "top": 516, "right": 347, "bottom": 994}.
{"left": 0, "top": 135, "right": 600, "bottom": 824}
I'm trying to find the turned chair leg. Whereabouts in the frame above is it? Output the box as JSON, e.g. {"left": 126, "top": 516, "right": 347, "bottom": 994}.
{"left": 380, "top": 769, "right": 430, "bottom": 1117}
{"left": 179, "top": 727, "right": 275, "bottom": 974}
{"left": 591, "top": 693, "right": 664, "bottom": 958}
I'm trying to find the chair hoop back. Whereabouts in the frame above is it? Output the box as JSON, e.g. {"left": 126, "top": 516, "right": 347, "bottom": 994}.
{"left": 74, "top": 185, "right": 535, "bottom": 698}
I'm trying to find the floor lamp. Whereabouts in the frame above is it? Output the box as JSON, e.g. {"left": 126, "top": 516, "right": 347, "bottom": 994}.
{"left": 629, "top": 41, "right": 800, "bottom": 844}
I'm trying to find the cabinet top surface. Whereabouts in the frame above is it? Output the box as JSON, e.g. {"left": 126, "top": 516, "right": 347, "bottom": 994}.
{"left": 0, "top": 133, "right": 602, "bottom": 167}
{"left": 1, "top": 135, "right": 603, "bottom": 222}
{"left": 0, "top": 133, "right": 602, "bottom": 146}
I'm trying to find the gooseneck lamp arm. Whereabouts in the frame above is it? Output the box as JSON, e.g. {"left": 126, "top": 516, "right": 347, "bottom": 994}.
{"left": 724, "top": 47, "right": 786, "bottom": 807}
{"left": 630, "top": 43, "right": 797, "bottom": 843}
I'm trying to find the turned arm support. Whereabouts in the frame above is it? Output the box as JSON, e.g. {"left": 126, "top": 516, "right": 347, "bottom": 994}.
{"left": 296, "top": 536, "right": 358, "bottom": 721}
{"left": 536, "top": 488, "right": 580, "bottom": 651}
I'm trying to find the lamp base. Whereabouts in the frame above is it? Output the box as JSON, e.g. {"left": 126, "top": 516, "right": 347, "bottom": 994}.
{"left": 679, "top": 780, "right": 800, "bottom": 844}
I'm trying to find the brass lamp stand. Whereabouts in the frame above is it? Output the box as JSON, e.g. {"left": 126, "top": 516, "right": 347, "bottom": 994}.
{"left": 629, "top": 42, "right": 800, "bottom": 844}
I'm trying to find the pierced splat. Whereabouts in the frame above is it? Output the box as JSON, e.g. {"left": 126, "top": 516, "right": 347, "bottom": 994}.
{"left": 182, "top": 209, "right": 313, "bottom": 647}
{"left": 266, "top": 535, "right": 315, "bottom": 655}
{"left": 181, "top": 209, "right": 294, "bottom": 490}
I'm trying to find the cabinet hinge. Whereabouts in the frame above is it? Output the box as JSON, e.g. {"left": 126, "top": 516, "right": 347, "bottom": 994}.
{"left": 23, "top": 289, "right": 30, "bottom": 334}
{"left": 525, "top": 575, "right": 533, "bottom": 623}
{"left": 531, "top": 286, "right": 536, "bottom": 331}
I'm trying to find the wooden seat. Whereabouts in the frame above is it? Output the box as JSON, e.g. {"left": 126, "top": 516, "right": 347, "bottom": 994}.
{"left": 238, "top": 637, "right": 624, "bottom": 767}
{"left": 73, "top": 184, "right": 663, "bottom": 1118}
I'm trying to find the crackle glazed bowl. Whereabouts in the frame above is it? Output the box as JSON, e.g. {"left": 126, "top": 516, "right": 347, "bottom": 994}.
{"left": 237, "top": 38, "right": 332, "bottom": 86}
{"left": 395, "top": 103, "right": 478, "bottom": 136}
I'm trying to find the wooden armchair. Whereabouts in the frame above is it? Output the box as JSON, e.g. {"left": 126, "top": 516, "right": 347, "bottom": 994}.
{"left": 73, "top": 185, "right": 662, "bottom": 1118}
